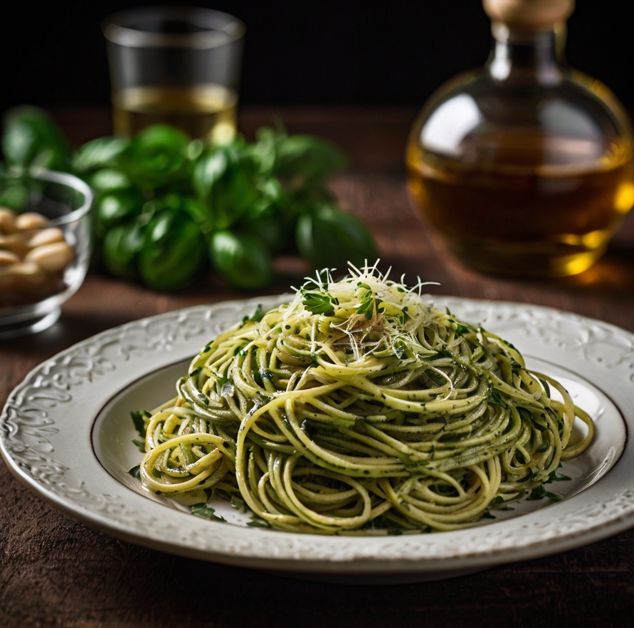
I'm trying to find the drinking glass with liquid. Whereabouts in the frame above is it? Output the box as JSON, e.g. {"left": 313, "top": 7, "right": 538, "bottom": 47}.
{"left": 102, "top": 7, "right": 244, "bottom": 144}
{"left": 406, "top": 0, "right": 634, "bottom": 277}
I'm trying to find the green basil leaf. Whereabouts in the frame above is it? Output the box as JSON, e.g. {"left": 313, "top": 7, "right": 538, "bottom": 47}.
{"left": 0, "top": 178, "right": 29, "bottom": 211}
{"left": 273, "top": 134, "right": 347, "bottom": 187}
{"left": 102, "top": 220, "right": 146, "bottom": 281}
{"left": 208, "top": 230, "right": 273, "bottom": 290}
{"left": 94, "top": 188, "right": 145, "bottom": 239}
{"left": 86, "top": 168, "right": 133, "bottom": 195}
{"left": 72, "top": 136, "right": 130, "bottom": 174}
{"left": 123, "top": 124, "right": 190, "bottom": 189}
{"left": 138, "top": 208, "right": 205, "bottom": 290}
{"left": 2, "top": 106, "right": 71, "bottom": 171}
{"left": 249, "top": 126, "right": 283, "bottom": 176}
{"left": 295, "top": 203, "right": 378, "bottom": 272}
{"left": 193, "top": 145, "right": 260, "bottom": 229}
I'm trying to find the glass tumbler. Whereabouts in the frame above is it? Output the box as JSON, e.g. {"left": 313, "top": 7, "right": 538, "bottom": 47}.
{"left": 102, "top": 6, "right": 245, "bottom": 144}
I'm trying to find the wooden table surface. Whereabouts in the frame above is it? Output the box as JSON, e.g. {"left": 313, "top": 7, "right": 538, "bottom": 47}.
{"left": 2, "top": 106, "right": 634, "bottom": 627}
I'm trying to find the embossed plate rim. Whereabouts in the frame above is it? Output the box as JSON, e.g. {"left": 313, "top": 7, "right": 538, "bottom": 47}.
{"left": 1, "top": 295, "right": 633, "bottom": 579}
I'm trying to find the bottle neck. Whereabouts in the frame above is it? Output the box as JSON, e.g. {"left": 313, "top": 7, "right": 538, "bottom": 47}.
{"left": 486, "top": 22, "right": 565, "bottom": 84}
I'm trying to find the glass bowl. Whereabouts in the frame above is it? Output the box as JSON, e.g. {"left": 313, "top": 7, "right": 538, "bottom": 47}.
{"left": 0, "top": 169, "right": 93, "bottom": 339}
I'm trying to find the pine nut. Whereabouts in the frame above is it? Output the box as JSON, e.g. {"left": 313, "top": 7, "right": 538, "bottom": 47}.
{"left": 15, "top": 212, "right": 49, "bottom": 230}
{"left": 25, "top": 241, "right": 74, "bottom": 273}
{"left": 27, "top": 227, "right": 65, "bottom": 249}
{"left": 1, "top": 261, "right": 48, "bottom": 291}
{"left": 0, "top": 208, "right": 17, "bottom": 235}
{"left": 0, "top": 250, "right": 20, "bottom": 266}
{"left": 0, "top": 234, "right": 29, "bottom": 259}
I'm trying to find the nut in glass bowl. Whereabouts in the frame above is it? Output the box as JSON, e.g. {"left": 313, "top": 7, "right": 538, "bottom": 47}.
{"left": 0, "top": 169, "right": 93, "bottom": 339}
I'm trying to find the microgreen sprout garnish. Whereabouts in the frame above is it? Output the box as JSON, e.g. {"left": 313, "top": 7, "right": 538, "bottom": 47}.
{"left": 286, "top": 261, "right": 440, "bottom": 363}
{"left": 301, "top": 289, "right": 339, "bottom": 316}
{"left": 355, "top": 282, "right": 384, "bottom": 320}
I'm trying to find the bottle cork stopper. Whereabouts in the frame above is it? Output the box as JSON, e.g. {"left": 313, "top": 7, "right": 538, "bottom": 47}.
{"left": 483, "top": 0, "right": 574, "bottom": 29}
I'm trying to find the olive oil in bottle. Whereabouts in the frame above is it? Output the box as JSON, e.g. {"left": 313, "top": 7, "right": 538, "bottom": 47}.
{"left": 406, "top": 0, "right": 634, "bottom": 277}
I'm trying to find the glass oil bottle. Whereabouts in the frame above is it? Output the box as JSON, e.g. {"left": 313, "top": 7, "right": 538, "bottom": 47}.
{"left": 406, "top": 0, "right": 634, "bottom": 277}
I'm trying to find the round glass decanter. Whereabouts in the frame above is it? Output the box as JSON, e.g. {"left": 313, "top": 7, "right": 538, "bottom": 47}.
{"left": 406, "top": 0, "right": 634, "bottom": 277}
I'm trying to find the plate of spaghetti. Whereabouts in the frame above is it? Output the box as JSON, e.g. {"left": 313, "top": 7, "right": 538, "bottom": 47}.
{"left": 1, "top": 264, "right": 632, "bottom": 582}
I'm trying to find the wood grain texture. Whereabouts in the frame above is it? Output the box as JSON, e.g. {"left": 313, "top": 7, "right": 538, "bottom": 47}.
{"left": 2, "top": 106, "right": 634, "bottom": 627}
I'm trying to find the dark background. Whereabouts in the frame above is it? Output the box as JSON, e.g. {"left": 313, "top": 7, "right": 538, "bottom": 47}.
{"left": 2, "top": 0, "right": 634, "bottom": 114}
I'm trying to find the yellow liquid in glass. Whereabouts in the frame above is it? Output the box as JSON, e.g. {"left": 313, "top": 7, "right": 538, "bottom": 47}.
{"left": 406, "top": 132, "right": 634, "bottom": 277}
{"left": 112, "top": 84, "right": 238, "bottom": 144}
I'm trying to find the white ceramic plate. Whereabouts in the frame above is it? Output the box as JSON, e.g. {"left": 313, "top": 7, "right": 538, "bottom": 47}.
{"left": 1, "top": 295, "right": 633, "bottom": 583}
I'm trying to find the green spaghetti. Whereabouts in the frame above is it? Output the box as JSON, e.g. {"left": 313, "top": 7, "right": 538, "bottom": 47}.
{"left": 135, "top": 263, "right": 594, "bottom": 534}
